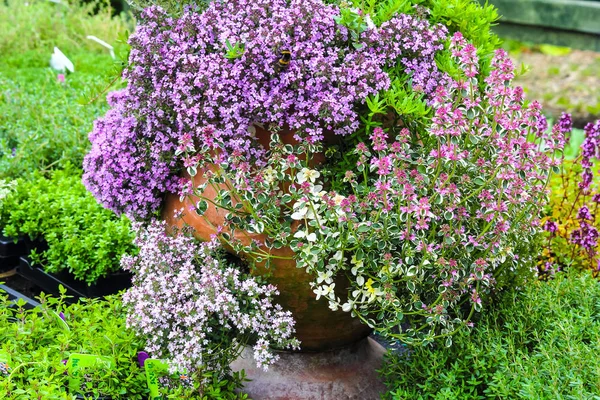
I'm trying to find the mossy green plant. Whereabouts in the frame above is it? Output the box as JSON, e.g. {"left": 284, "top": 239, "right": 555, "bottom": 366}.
{"left": 0, "top": 167, "right": 135, "bottom": 285}
{"left": 380, "top": 270, "right": 600, "bottom": 399}
{"left": 0, "top": 0, "right": 131, "bottom": 180}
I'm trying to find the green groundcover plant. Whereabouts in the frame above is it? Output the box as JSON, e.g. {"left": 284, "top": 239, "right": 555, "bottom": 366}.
{"left": 0, "top": 167, "right": 135, "bottom": 285}
{"left": 0, "top": 288, "right": 147, "bottom": 399}
{"left": 0, "top": 0, "right": 128, "bottom": 66}
{"left": 379, "top": 270, "right": 600, "bottom": 399}
{"left": 0, "top": 287, "right": 244, "bottom": 399}
{"left": 0, "top": 67, "right": 116, "bottom": 181}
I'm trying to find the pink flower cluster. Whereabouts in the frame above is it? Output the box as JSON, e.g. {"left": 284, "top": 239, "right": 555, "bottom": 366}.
{"left": 121, "top": 220, "right": 299, "bottom": 373}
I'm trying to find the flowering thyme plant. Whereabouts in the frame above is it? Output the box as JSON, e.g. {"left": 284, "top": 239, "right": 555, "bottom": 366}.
{"left": 541, "top": 119, "right": 600, "bottom": 277}
{"left": 179, "top": 33, "right": 565, "bottom": 345}
{"left": 121, "top": 220, "right": 300, "bottom": 376}
{"left": 83, "top": 0, "right": 448, "bottom": 219}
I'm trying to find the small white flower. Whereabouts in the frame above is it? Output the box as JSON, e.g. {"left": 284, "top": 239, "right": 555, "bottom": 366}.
{"left": 293, "top": 230, "right": 306, "bottom": 239}
{"left": 328, "top": 301, "right": 339, "bottom": 311}
{"left": 332, "top": 251, "right": 343, "bottom": 261}
{"left": 262, "top": 166, "right": 276, "bottom": 185}
{"left": 365, "top": 14, "right": 376, "bottom": 31}
{"left": 333, "top": 194, "right": 345, "bottom": 206}
{"left": 356, "top": 275, "right": 365, "bottom": 286}
{"left": 314, "top": 283, "right": 335, "bottom": 300}
{"left": 291, "top": 206, "right": 308, "bottom": 220}
{"left": 50, "top": 47, "right": 74, "bottom": 73}
{"left": 297, "top": 168, "right": 320, "bottom": 184}
{"left": 316, "top": 270, "right": 333, "bottom": 284}
{"left": 311, "top": 184, "right": 325, "bottom": 196}
{"left": 306, "top": 232, "right": 317, "bottom": 242}
{"left": 342, "top": 302, "right": 353, "bottom": 312}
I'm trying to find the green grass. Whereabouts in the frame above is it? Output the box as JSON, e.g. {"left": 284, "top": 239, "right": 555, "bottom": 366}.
{"left": 0, "top": 0, "right": 130, "bottom": 180}
{"left": 0, "top": 0, "right": 130, "bottom": 66}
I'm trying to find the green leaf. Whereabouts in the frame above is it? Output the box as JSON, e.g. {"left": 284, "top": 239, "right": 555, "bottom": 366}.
{"left": 196, "top": 200, "right": 208, "bottom": 216}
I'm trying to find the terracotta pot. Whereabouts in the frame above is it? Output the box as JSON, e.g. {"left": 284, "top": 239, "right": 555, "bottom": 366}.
{"left": 162, "top": 126, "right": 370, "bottom": 351}
{"left": 231, "top": 337, "right": 386, "bottom": 399}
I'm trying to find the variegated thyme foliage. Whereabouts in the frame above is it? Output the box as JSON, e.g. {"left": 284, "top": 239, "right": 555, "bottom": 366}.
{"left": 179, "top": 33, "right": 565, "bottom": 345}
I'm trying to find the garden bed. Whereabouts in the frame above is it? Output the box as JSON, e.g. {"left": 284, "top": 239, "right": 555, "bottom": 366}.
{"left": 0, "top": 0, "right": 600, "bottom": 398}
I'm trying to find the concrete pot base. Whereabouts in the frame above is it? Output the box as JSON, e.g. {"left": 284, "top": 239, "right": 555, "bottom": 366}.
{"left": 230, "top": 337, "right": 387, "bottom": 400}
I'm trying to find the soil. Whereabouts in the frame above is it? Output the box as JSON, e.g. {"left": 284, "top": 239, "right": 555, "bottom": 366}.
{"left": 2, "top": 271, "right": 43, "bottom": 301}
{"left": 511, "top": 47, "right": 600, "bottom": 128}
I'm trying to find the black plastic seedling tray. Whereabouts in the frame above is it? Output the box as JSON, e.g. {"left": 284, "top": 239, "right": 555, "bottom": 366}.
{"left": 17, "top": 257, "right": 132, "bottom": 302}
{"left": 0, "top": 236, "right": 28, "bottom": 272}
{"left": 0, "top": 255, "right": 20, "bottom": 273}
{"left": 0, "top": 283, "right": 41, "bottom": 310}
{"left": 0, "top": 235, "right": 27, "bottom": 257}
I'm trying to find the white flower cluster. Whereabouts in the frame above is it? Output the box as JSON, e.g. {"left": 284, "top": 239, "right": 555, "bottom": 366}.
{"left": 289, "top": 169, "right": 379, "bottom": 314}
{"left": 121, "top": 221, "right": 300, "bottom": 375}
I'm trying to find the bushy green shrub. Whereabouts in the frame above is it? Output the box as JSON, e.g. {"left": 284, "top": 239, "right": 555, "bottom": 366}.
{"left": 0, "top": 167, "right": 135, "bottom": 284}
{"left": 379, "top": 270, "right": 600, "bottom": 399}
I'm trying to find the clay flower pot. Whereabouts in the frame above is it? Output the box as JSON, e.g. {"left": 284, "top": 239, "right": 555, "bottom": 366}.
{"left": 162, "top": 126, "right": 370, "bottom": 351}
{"left": 163, "top": 127, "right": 387, "bottom": 399}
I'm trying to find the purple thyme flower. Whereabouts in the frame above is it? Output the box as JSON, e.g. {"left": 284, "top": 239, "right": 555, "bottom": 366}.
{"left": 83, "top": 1, "right": 449, "bottom": 220}
{"left": 543, "top": 220, "right": 558, "bottom": 234}
{"left": 578, "top": 206, "right": 593, "bottom": 221}
{"left": 579, "top": 120, "right": 600, "bottom": 191}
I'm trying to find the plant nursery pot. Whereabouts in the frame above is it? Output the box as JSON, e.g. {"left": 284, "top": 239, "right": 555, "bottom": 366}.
{"left": 0, "top": 235, "right": 27, "bottom": 273}
{"left": 163, "top": 126, "right": 386, "bottom": 399}
{"left": 17, "top": 256, "right": 132, "bottom": 302}
{"left": 0, "top": 235, "right": 27, "bottom": 257}
{"left": 162, "top": 126, "right": 371, "bottom": 352}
